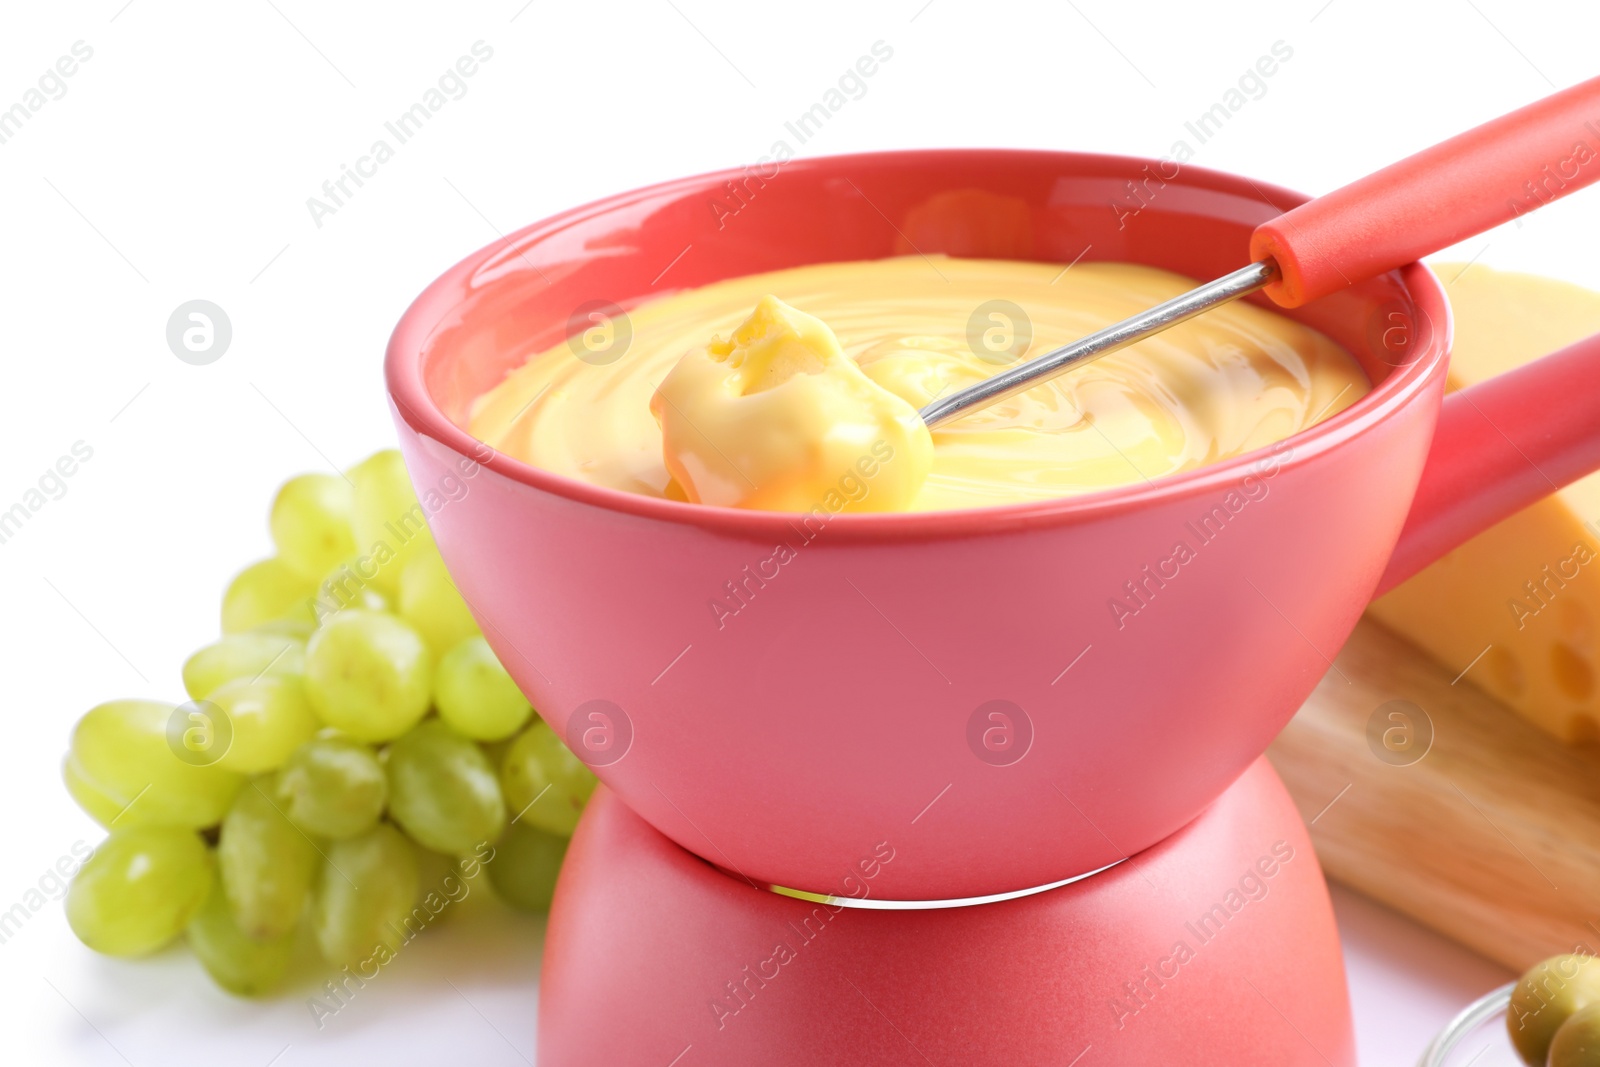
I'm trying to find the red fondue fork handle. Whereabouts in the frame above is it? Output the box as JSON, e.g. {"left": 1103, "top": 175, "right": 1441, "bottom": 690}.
{"left": 923, "top": 76, "right": 1600, "bottom": 428}
{"left": 1377, "top": 329, "right": 1600, "bottom": 595}
{"left": 1254, "top": 75, "right": 1600, "bottom": 308}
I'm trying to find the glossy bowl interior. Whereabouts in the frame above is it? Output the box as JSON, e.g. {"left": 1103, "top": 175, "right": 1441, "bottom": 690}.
{"left": 386, "top": 149, "right": 1451, "bottom": 900}
{"left": 540, "top": 757, "right": 1355, "bottom": 1067}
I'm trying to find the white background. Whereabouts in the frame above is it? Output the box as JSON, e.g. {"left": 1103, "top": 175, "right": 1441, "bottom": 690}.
{"left": 3, "top": 0, "right": 1591, "bottom": 1061}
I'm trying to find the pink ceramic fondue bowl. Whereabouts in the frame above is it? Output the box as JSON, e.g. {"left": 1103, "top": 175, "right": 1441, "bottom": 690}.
{"left": 386, "top": 149, "right": 1600, "bottom": 901}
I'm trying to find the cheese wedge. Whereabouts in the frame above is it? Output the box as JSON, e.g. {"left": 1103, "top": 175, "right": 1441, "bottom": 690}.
{"left": 1367, "top": 263, "right": 1600, "bottom": 743}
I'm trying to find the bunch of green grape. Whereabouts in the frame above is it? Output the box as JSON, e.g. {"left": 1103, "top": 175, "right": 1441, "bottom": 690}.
{"left": 61, "top": 450, "right": 597, "bottom": 996}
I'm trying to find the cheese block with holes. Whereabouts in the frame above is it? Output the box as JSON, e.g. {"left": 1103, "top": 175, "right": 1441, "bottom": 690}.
{"left": 1367, "top": 263, "right": 1600, "bottom": 742}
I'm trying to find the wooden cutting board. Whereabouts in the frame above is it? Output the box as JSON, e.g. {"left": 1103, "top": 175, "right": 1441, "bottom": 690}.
{"left": 1267, "top": 618, "right": 1600, "bottom": 972}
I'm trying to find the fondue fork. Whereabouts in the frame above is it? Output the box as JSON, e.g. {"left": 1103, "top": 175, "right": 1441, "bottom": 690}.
{"left": 920, "top": 75, "right": 1600, "bottom": 428}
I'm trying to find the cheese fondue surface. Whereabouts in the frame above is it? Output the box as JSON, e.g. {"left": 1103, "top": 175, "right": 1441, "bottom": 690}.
{"left": 469, "top": 256, "right": 1368, "bottom": 512}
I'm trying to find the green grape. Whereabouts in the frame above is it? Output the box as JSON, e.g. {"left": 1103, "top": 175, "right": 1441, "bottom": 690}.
{"left": 67, "top": 700, "right": 244, "bottom": 829}
{"left": 252, "top": 617, "right": 316, "bottom": 641}
{"left": 275, "top": 737, "right": 387, "bottom": 839}
{"left": 218, "top": 779, "right": 318, "bottom": 940}
{"left": 206, "top": 676, "right": 320, "bottom": 775}
{"left": 183, "top": 632, "right": 305, "bottom": 701}
{"left": 63, "top": 757, "right": 126, "bottom": 826}
{"left": 486, "top": 823, "right": 567, "bottom": 912}
{"left": 271, "top": 473, "right": 357, "bottom": 580}
{"left": 410, "top": 846, "right": 466, "bottom": 928}
{"left": 398, "top": 550, "right": 480, "bottom": 657}
{"left": 412, "top": 845, "right": 453, "bottom": 900}
{"left": 67, "top": 827, "right": 213, "bottom": 956}
{"left": 500, "top": 720, "right": 597, "bottom": 837}
{"left": 386, "top": 720, "right": 506, "bottom": 854}
{"left": 304, "top": 610, "right": 432, "bottom": 742}
{"left": 435, "top": 637, "right": 531, "bottom": 741}
{"left": 186, "top": 873, "right": 295, "bottom": 996}
{"left": 222, "top": 557, "right": 318, "bottom": 634}
{"left": 311, "top": 558, "right": 390, "bottom": 624}
{"left": 349, "top": 450, "right": 434, "bottom": 598}
{"left": 312, "top": 823, "right": 420, "bottom": 969}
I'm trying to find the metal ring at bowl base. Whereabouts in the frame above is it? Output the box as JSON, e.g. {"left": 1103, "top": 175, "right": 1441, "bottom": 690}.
{"left": 1417, "top": 982, "right": 1515, "bottom": 1067}
{"left": 728, "top": 859, "right": 1126, "bottom": 911}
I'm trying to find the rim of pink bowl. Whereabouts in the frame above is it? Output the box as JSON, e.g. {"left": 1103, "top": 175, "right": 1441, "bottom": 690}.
{"left": 385, "top": 148, "right": 1453, "bottom": 543}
